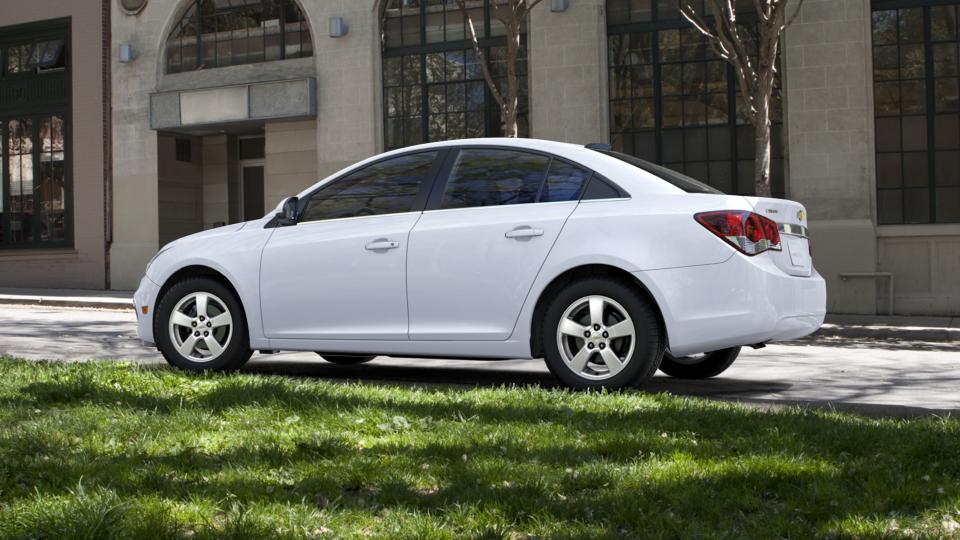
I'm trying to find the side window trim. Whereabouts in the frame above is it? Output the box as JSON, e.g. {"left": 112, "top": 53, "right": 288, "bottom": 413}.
{"left": 294, "top": 148, "right": 449, "bottom": 222}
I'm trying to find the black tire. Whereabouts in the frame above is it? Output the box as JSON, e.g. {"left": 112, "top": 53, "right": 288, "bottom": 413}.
{"left": 316, "top": 353, "right": 377, "bottom": 365}
{"left": 541, "top": 277, "right": 664, "bottom": 390}
{"left": 658, "top": 347, "right": 741, "bottom": 379}
{"left": 155, "top": 277, "right": 252, "bottom": 372}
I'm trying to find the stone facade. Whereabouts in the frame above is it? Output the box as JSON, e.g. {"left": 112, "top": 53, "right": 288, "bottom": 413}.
{"left": 783, "top": 0, "right": 880, "bottom": 314}
{"left": 100, "top": 0, "right": 960, "bottom": 316}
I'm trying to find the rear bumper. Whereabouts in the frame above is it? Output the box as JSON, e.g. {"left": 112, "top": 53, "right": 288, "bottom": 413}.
{"left": 133, "top": 275, "right": 161, "bottom": 346}
{"left": 637, "top": 253, "right": 826, "bottom": 357}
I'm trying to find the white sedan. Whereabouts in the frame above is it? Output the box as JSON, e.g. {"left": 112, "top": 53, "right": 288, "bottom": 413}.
{"left": 135, "top": 138, "right": 825, "bottom": 389}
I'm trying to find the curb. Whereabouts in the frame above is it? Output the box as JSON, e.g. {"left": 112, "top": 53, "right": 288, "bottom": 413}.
{"left": 0, "top": 296, "right": 133, "bottom": 311}
{"left": 812, "top": 324, "right": 959, "bottom": 343}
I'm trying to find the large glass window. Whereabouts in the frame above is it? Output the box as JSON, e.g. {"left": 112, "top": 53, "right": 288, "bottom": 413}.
{"left": 606, "top": 1, "right": 784, "bottom": 196}
{"left": 0, "top": 20, "right": 71, "bottom": 249}
{"left": 873, "top": 1, "right": 960, "bottom": 224}
{"left": 300, "top": 152, "right": 438, "bottom": 222}
{"left": 165, "top": 0, "right": 313, "bottom": 74}
{"left": 381, "top": 0, "right": 529, "bottom": 151}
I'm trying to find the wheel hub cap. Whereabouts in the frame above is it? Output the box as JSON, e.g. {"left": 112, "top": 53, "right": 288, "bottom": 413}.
{"left": 556, "top": 295, "right": 636, "bottom": 381}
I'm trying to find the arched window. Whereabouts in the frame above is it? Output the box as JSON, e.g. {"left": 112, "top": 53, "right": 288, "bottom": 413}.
{"left": 165, "top": 0, "right": 312, "bottom": 74}
{"left": 381, "top": 0, "right": 529, "bottom": 151}
{"left": 606, "top": 0, "right": 784, "bottom": 196}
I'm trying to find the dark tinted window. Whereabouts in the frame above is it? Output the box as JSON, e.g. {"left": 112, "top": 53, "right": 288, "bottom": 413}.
{"left": 600, "top": 150, "right": 722, "bottom": 194}
{"left": 872, "top": 4, "right": 960, "bottom": 224}
{"left": 582, "top": 176, "right": 624, "bottom": 200}
{"left": 381, "top": 0, "right": 530, "bottom": 150}
{"left": 541, "top": 160, "right": 593, "bottom": 202}
{"left": 606, "top": 1, "right": 785, "bottom": 196}
{"left": 440, "top": 149, "right": 550, "bottom": 209}
{"left": 300, "top": 152, "right": 436, "bottom": 222}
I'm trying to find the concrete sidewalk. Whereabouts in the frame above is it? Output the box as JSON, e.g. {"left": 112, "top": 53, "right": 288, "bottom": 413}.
{"left": 0, "top": 287, "right": 957, "bottom": 342}
{"left": 1, "top": 302, "right": 958, "bottom": 416}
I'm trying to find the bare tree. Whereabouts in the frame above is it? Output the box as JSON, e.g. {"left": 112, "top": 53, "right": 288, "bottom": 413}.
{"left": 678, "top": 0, "right": 803, "bottom": 197}
{"left": 455, "top": 0, "right": 543, "bottom": 137}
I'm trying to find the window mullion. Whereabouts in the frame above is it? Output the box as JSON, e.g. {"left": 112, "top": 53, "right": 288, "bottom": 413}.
{"left": 279, "top": 1, "right": 287, "bottom": 61}
{"left": 653, "top": 30, "right": 663, "bottom": 164}
{"left": 195, "top": 2, "right": 202, "bottom": 71}
{"left": 1, "top": 121, "right": 7, "bottom": 246}
{"left": 31, "top": 116, "right": 40, "bottom": 246}
{"left": 923, "top": 5, "right": 937, "bottom": 223}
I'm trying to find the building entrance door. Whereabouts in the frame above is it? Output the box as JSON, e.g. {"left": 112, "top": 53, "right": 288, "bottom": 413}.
{"left": 241, "top": 165, "right": 264, "bottom": 220}
{"left": 238, "top": 135, "right": 265, "bottom": 221}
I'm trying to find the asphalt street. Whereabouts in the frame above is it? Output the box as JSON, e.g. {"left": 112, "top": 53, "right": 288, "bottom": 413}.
{"left": 1, "top": 303, "right": 958, "bottom": 415}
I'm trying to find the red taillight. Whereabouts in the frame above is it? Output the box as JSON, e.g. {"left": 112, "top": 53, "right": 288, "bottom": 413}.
{"left": 695, "top": 210, "right": 782, "bottom": 256}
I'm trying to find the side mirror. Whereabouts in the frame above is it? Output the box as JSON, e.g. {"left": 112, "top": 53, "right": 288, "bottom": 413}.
{"left": 276, "top": 196, "right": 299, "bottom": 226}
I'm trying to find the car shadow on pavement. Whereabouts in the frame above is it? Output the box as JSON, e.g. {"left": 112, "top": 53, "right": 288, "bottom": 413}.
{"left": 242, "top": 360, "right": 955, "bottom": 418}
{"left": 242, "top": 359, "right": 793, "bottom": 397}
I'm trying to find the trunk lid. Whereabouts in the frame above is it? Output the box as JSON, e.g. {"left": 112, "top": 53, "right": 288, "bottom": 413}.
{"left": 744, "top": 197, "right": 812, "bottom": 277}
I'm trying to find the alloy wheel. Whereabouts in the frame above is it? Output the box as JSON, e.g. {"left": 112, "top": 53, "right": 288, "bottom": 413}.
{"left": 168, "top": 291, "right": 233, "bottom": 363}
{"left": 555, "top": 295, "right": 636, "bottom": 380}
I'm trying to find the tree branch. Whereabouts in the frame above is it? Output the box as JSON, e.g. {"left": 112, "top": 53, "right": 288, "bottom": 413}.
{"left": 784, "top": 0, "right": 806, "bottom": 29}
{"left": 456, "top": 0, "right": 506, "bottom": 110}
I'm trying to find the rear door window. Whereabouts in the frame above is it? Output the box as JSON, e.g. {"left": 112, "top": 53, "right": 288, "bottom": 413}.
{"left": 440, "top": 149, "right": 550, "bottom": 209}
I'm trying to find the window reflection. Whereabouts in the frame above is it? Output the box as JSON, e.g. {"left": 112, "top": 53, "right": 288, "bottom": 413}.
{"left": 606, "top": 1, "right": 784, "bottom": 196}
{"left": 39, "top": 116, "right": 66, "bottom": 242}
{"left": 873, "top": 4, "right": 960, "bottom": 224}
{"left": 5, "top": 39, "right": 66, "bottom": 74}
{"left": 382, "top": 0, "right": 528, "bottom": 151}
{"left": 441, "top": 149, "right": 549, "bottom": 209}
{"left": 166, "top": 0, "right": 312, "bottom": 73}
{"left": 8, "top": 119, "right": 35, "bottom": 243}
{"left": 300, "top": 152, "right": 437, "bottom": 222}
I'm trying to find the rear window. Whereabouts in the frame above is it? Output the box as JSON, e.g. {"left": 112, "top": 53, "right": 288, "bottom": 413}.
{"left": 598, "top": 150, "right": 723, "bottom": 194}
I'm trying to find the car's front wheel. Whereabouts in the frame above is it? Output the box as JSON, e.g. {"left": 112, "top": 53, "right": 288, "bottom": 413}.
{"left": 542, "top": 277, "right": 663, "bottom": 390}
{"left": 155, "top": 277, "right": 252, "bottom": 372}
{"left": 658, "top": 347, "right": 741, "bottom": 379}
{"left": 316, "top": 353, "right": 377, "bottom": 365}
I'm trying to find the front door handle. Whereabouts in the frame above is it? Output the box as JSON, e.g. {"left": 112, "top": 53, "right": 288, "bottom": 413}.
{"left": 365, "top": 239, "right": 400, "bottom": 251}
{"left": 505, "top": 226, "right": 544, "bottom": 239}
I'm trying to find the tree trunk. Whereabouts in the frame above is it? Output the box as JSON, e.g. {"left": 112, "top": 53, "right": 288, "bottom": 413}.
{"left": 752, "top": 122, "right": 772, "bottom": 198}
{"left": 502, "top": 20, "right": 521, "bottom": 137}
{"left": 751, "top": 74, "right": 775, "bottom": 198}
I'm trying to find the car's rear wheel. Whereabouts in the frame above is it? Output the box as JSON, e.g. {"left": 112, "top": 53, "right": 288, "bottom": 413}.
{"left": 155, "top": 277, "right": 252, "bottom": 372}
{"left": 316, "top": 353, "right": 377, "bottom": 365}
{"left": 658, "top": 347, "right": 741, "bottom": 379}
{"left": 542, "top": 277, "right": 663, "bottom": 390}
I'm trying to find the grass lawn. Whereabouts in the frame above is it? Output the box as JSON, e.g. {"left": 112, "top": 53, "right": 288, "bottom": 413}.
{"left": 0, "top": 358, "right": 958, "bottom": 539}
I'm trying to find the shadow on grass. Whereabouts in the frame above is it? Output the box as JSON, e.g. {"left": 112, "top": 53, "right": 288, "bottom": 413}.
{"left": 1, "top": 361, "right": 958, "bottom": 537}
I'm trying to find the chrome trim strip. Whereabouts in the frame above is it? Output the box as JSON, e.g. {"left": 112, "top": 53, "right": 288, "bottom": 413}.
{"left": 778, "top": 223, "right": 809, "bottom": 238}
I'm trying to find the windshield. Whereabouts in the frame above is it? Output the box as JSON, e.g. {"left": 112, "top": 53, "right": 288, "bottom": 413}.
{"left": 598, "top": 150, "right": 724, "bottom": 194}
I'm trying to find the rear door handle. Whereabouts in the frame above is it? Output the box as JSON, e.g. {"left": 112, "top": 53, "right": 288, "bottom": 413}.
{"left": 505, "top": 227, "right": 544, "bottom": 239}
{"left": 365, "top": 240, "right": 400, "bottom": 251}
